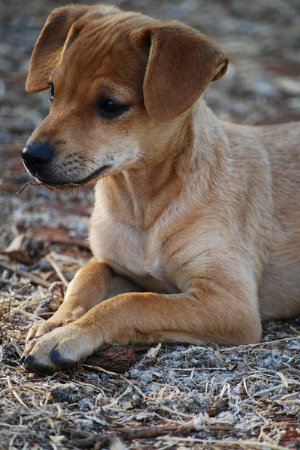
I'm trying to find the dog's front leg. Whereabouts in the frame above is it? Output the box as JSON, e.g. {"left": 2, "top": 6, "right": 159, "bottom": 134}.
{"left": 21, "top": 287, "right": 261, "bottom": 373}
{"left": 22, "top": 258, "right": 141, "bottom": 364}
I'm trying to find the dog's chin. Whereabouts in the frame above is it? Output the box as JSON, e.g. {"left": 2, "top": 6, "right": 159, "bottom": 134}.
{"left": 32, "top": 165, "right": 112, "bottom": 191}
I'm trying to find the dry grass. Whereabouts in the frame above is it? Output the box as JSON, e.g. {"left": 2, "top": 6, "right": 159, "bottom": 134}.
{"left": 1, "top": 271, "right": 300, "bottom": 449}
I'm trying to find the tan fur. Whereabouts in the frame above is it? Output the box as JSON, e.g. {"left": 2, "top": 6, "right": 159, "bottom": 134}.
{"left": 20, "top": 4, "right": 300, "bottom": 373}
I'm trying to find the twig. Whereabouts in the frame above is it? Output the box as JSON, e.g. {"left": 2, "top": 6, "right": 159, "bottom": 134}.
{"left": 243, "top": 378, "right": 263, "bottom": 406}
{"left": 17, "top": 181, "right": 55, "bottom": 194}
{"left": 45, "top": 255, "right": 69, "bottom": 287}
{"left": 83, "top": 364, "right": 146, "bottom": 399}
{"left": 220, "top": 336, "right": 300, "bottom": 352}
{"left": 152, "top": 403, "right": 194, "bottom": 418}
{"left": 68, "top": 420, "right": 236, "bottom": 449}
{"left": 49, "top": 237, "right": 90, "bottom": 251}
{"left": 0, "top": 260, "right": 51, "bottom": 288}
{"left": 6, "top": 376, "right": 31, "bottom": 412}
{"left": 0, "top": 284, "right": 30, "bottom": 317}
{"left": 10, "top": 340, "right": 22, "bottom": 358}
{"left": 161, "top": 436, "right": 289, "bottom": 450}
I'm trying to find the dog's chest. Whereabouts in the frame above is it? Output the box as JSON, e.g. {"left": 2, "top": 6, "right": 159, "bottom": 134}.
{"left": 89, "top": 207, "right": 170, "bottom": 288}
{"left": 115, "top": 224, "right": 161, "bottom": 276}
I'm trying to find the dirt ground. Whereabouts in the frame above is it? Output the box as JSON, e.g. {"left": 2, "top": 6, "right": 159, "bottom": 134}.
{"left": 1, "top": 0, "right": 300, "bottom": 449}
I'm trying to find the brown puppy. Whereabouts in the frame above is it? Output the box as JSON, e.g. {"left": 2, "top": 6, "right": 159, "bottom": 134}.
{"left": 21, "top": 4, "right": 300, "bottom": 373}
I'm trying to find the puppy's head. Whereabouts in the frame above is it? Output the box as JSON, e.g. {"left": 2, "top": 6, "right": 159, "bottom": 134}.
{"left": 22, "top": 5, "right": 228, "bottom": 189}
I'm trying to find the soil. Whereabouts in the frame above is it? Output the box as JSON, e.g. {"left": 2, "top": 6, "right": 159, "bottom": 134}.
{"left": 1, "top": 0, "right": 300, "bottom": 449}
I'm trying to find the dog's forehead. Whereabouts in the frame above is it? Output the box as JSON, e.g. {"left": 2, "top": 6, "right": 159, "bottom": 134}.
{"left": 56, "top": 11, "right": 154, "bottom": 89}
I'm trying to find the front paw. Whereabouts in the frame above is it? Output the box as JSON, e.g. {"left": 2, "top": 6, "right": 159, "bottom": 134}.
{"left": 25, "top": 316, "right": 74, "bottom": 343}
{"left": 25, "top": 321, "right": 57, "bottom": 343}
{"left": 20, "top": 325, "right": 96, "bottom": 374}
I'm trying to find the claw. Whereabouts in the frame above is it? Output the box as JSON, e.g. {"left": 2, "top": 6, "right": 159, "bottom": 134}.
{"left": 57, "top": 358, "right": 75, "bottom": 370}
{"left": 51, "top": 349, "right": 60, "bottom": 363}
{"left": 24, "top": 354, "right": 33, "bottom": 364}
{"left": 51, "top": 350, "right": 75, "bottom": 370}
{"left": 23, "top": 354, "right": 37, "bottom": 372}
{"left": 23, "top": 354, "right": 54, "bottom": 374}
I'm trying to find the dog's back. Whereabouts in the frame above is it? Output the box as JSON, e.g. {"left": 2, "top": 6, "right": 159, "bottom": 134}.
{"left": 219, "top": 120, "right": 300, "bottom": 319}
{"left": 253, "top": 122, "right": 300, "bottom": 318}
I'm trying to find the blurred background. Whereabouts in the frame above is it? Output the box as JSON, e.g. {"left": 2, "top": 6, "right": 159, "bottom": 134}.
{"left": 1, "top": 0, "right": 300, "bottom": 144}
{"left": 0, "top": 0, "right": 300, "bottom": 261}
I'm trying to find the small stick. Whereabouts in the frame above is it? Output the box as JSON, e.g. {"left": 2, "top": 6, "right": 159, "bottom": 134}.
{"left": 17, "top": 181, "right": 55, "bottom": 194}
{"left": 0, "top": 260, "right": 51, "bottom": 288}
{"left": 49, "top": 237, "right": 90, "bottom": 251}
{"left": 161, "top": 437, "right": 289, "bottom": 450}
{"left": 45, "top": 255, "right": 69, "bottom": 287}
{"left": 69, "top": 420, "right": 236, "bottom": 449}
{"left": 7, "top": 376, "right": 31, "bottom": 412}
{"left": 290, "top": 326, "right": 300, "bottom": 334}
{"left": 83, "top": 364, "right": 146, "bottom": 399}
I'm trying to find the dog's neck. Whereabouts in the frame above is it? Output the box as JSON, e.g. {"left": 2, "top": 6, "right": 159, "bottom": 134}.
{"left": 96, "top": 100, "right": 228, "bottom": 230}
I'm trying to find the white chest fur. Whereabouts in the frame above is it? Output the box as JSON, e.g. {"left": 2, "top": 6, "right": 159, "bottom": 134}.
{"left": 89, "top": 187, "right": 176, "bottom": 292}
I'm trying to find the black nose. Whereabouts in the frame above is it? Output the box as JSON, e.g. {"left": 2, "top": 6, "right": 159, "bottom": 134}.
{"left": 21, "top": 141, "right": 54, "bottom": 172}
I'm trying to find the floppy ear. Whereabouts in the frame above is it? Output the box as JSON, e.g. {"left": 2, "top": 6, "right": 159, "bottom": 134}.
{"left": 25, "top": 5, "right": 90, "bottom": 92}
{"left": 140, "top": 21, "right": 228, "bottom": 122}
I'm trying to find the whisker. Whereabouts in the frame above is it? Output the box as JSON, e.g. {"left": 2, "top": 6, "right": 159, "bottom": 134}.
{"left": 0, "top": 143, "right": 26, "bottom": 156}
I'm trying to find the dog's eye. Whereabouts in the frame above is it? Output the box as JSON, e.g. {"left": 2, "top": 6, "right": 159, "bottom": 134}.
{"left": 49, "top": 83, "right": 54, "bottom": 102}
{"left": 94, "top": 99, "right": 128, "bottom": 118}
{"left": 103, "top": 100, "right": 122, "bottom": 113}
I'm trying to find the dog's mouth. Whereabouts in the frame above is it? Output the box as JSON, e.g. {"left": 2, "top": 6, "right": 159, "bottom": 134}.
{"left": 33, "top": 165, "right": 112, "bottom": 190}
